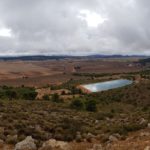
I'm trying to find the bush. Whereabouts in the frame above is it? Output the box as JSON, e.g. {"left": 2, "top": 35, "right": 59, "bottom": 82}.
{"left": 5, "top": 90, "right": 17, "bottom": 100}
{"left": 42, "top": 94, "right": 50, "bottom": 100}
{"left": 22, "top": 91, "right": 37, "bottom": 100}
{"left": 70, "top": 86, "right": 82, "bottom": 94}
{"left": 0, "top": 86, "right": 37, "bottom": 100}
{"left": 85, "top": 100, "right": 97, "bottom": 112}
{"left": 51, "top": 93, "right": 62, "bottom": 103}
{"left": 70, "top": 98, "right": 85, "bottom": 110}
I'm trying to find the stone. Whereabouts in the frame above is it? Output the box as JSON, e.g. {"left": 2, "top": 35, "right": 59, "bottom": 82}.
{"left": 0, "top": 139, "right": 4, "bottom": 146}
{"left": 87, "top": 133, "right": 95, "bottom": 139}
{"left": 15, "top": 136, "right": 37, "bottom": 150}
{"left": 148, "top": 123, "right": 150, "bottom": 128}
{"left": 144, "top": 146, "right": 150, "bottom": 150}
{"left": 139, "top": 118, "right": 147, "bottom": 125}
{"left": 41, "top": 139, "right": 71, "bottom": 150}
{"left": 95, "top": 120, "right": 99, "bottom": 124}
{"left": 113, "top": 133, "right": 121, "bottom": 139}
{"left": 140, "top": 132, "right": 150, "bottom": 137}
{"left": 76, "top": 133, "right": 82, "bottom": 142}
{"left": 86, "top": 133, "right": 95, "bottom": 142}
{"left": 108, "top": 135, "right": 118, "bottom": 142}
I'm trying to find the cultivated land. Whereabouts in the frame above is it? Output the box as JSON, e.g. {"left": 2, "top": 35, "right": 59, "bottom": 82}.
{"left": 0, "top": 58, "right": 142, "bottom": 87}
{"left": 0, "top": 57, "right": 149, "bottom": 150}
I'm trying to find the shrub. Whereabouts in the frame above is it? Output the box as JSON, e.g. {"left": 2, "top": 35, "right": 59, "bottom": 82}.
{"left": 5, "top": 90, "right": 17, "bottom": 100}
{"left": 70, "top": 86, "right": 82, "bottom": 94}
{"left": 51, "top": 93, "right": 62, "bottom": 103}
{"left": 85, "top": 99, "right": 97, "bottom": 112}
{"left": 42, "top": 94, "right": 50, "bottom": 100}
{"left": 22, "top": 91, "right": 37, "bottom": 100}
{"left": 70, "top": 98, "right": 85, "bottom": 110}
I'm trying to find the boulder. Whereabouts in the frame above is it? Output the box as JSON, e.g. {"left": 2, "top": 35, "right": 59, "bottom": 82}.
{"left": 140, "top": 132, "right": 150, "bottom": 137}
{"left": 76, "top": 132, "right": 82, "bottom": 142}
{"left": 76, "top": 134, "right": 82, "bottom": 142}
{"left": 41, "top": 139, "right": 71, "bottom": 150}
{"left": 15, "top": 136, "right": 37, "bottom": 150}
{"left": 108, "top": 135, "right": 118, "bottom": 142}
{"left": 148, "top": 123, "right": 150, "bottom": 128}
{"left": 87, "top": 133, "right": 95, "bottom": 138}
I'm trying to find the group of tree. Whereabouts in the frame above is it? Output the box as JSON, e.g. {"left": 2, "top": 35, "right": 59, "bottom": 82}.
{"left": 70, "top": 98, "right": 97, "bottom": 112}
{"left": 42, "top": 93, "right": 63, "bottom": 103}
{"left": 0, "top": 86, "right": 37, "bottom": 100}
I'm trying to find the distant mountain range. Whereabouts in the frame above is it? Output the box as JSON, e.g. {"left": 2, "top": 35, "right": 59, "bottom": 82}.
{"left": 0, "top": 55, "right": 148, "bottom": 61}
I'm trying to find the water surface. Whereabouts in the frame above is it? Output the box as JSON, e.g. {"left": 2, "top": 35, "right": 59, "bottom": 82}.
{"left": 82, "top": 79, "right": 133, "bottom": 92}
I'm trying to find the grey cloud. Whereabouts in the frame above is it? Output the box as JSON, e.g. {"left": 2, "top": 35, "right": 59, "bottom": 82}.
{"left": 0, "top": 0, "right": 149, "bottom": 55}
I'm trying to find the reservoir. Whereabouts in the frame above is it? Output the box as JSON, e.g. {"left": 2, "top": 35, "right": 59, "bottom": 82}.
{"left": 82, "top": 79, "right": 133, "bottom": 92}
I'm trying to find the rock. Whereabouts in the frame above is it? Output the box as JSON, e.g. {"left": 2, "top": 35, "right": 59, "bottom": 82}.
{"left": 35, "top": 125, "right": 42, "bottom": 132}
{"left": 76, "top": 132, "right": 82, "bottom": 142}
{"left": 15, "top": 136, "right": 37, "bottom": 150}
{"left": 95, "top": 120, "right": 99, "bottom": 124}
{"left": 0, "top": 139, "right": 4, "bottom": 146}
{"left": 140, "top": 132, "right": 150, "bottom": 137}
{"left": 148, "top": 123, "right": 150, "bottom": 128}
{"left": 88, "top": 144, "right": 103, "bottom": 150}
{"left": 144, "top": 146, "right": 150, "bottom": 150}
{"left": 139, "top": 118, "right": 147, "bottom": 125}
{"left": 108, "top": 135, "right": 118, "bottom": 142}
{"left": 0, "top": 139, "right": 4, "bottom": 144}
{"left": 86, "top": 133, "right": 95, "bottom": 142}
{"left": 87, "top": 133, "right": 95, "bottom": 139}
{"left": 41, "top": 139, "right": 71, "bottom": 150}
{"left": 113, "top": 133, "right": 121, "bottom": 139}
{"left": 106, "top": 117, "right": 111, "bottom": 121}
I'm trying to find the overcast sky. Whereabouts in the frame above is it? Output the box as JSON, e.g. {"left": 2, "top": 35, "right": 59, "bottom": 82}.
{"left": 0, "top": 0, "right": 150, "bottom": 56}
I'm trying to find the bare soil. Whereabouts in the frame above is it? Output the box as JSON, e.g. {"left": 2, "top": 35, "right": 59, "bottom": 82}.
{"left": 0, "top": 59, "right": 142, "bottom": 87}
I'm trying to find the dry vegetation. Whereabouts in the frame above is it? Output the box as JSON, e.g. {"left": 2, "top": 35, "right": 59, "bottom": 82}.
{"left": 0, "top": 58, "right": 149, "bottom": 149}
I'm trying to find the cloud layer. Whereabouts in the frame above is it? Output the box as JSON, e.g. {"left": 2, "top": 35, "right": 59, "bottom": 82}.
{"left": 0, "top": 0, "right": 149, "bottom": 56}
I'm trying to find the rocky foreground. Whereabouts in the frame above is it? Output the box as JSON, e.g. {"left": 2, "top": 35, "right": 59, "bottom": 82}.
{"left": 0, "top": 128, "right": 150, "bottom": 150}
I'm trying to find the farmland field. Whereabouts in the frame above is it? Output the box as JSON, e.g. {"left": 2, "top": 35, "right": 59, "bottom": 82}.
{"left": 0, "top": 58, "right": 143, "bottom": 87}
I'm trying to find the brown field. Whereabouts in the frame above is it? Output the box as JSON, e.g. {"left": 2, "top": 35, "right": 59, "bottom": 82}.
{"left": 0, "top": 58, "right": 142, "bottom": 87}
